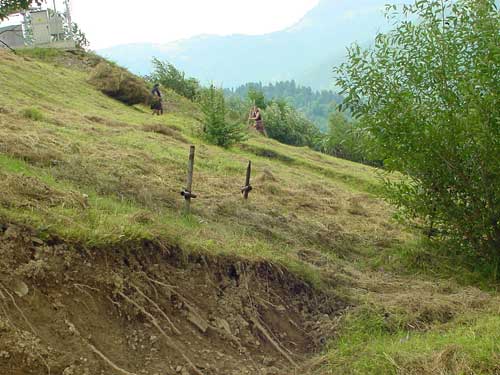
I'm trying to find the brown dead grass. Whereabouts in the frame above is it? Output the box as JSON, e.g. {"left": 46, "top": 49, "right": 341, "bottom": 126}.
{"left": 394, "top": 345, "right": 499, "bottom": 375}
{"left": 88, "top": 62, "right": 150, "bottom": 106}
{"left": 343, "top": 266, "right": 494, "bottom": 331}
{"left": 142, "top": 124, "right": 188, "bottom": 143}
{"left": 0, "top": 118, "right": 68, "bottom": 167}
{"left": 0, "top": 173, "right": 88, "bottom": 210}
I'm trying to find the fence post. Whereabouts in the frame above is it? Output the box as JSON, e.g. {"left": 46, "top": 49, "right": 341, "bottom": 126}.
{"left": 181, "top": 145, "right": 197, "bottom": 214}
{"left": 241, "top": 161, "right": 253, "bottom": 200}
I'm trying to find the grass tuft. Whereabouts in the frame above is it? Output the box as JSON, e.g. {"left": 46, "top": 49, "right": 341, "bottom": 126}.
{"left": 20, "top": 107, "right": 44, "bottom": 121}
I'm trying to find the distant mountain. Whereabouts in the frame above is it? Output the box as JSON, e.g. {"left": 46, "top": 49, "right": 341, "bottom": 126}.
{"left": 98, "top": 0, "right": 407, "bottom": 90}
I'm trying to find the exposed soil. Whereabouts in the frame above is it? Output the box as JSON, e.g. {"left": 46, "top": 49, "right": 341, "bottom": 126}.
{"left": 0, "top": 223, "right": 346, "bottom": 375}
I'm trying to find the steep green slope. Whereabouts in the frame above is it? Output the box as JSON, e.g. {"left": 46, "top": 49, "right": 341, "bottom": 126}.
{"left": 0, "top": 49, "right": 394, "bottom": 279}
{"left": 0, "top": 49, "right": 498, "bottom": 375}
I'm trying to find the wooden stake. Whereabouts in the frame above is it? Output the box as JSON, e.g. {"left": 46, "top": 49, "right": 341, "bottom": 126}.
{"left": 241, "top": 161, "right": 253, "bottom": 199}
{"left": 181, "top": 146, "right": 197, "bottom": 214}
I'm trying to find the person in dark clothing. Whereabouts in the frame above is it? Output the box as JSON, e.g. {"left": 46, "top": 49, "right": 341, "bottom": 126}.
{"left": 151, "top": 83, "right": 163, "bottom": 115}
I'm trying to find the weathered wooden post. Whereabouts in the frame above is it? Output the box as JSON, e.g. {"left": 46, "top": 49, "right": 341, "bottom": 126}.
{"left": 181, "top": 145, "right": 197, "bottom": 214}
{"left": 241, "top": 161, "right": 253, "bottom": 200}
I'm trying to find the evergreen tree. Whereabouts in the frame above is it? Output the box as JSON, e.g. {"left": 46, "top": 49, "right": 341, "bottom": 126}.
{"left": 199, "top": 84, "right": 247, "bottom": 148}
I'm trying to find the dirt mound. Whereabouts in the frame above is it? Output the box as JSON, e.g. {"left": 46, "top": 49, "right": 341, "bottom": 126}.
{"left": 0, "top": 223, "right": 346, "bottom": 375}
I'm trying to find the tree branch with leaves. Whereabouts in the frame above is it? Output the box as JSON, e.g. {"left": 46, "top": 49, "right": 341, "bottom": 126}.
{"left": 0, "top": 0, "right": 43, "bottom": 20}
{"left": 335, "top": 0, "right": 500, "bottom": 264}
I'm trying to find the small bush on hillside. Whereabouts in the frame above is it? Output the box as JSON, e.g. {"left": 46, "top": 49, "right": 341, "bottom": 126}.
{"left": 264, "top": 100, "right": 321, "bottom": 148}
{"left": 199, "top": 84, "right": 247, "bottom": 148}
{"left": 21, "top": 107, "right": 44, "bottom": 121}
{"left": 88, "top": 62, "right": 150, "bottom": 105}
{"left": 148, "top": 58, "right": 200, "bottom": 101}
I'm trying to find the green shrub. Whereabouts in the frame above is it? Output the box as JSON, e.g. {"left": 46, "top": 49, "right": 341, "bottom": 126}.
{"left": 148, "top": 58, "right": 200, "bottom": 101}
{"left": 199, "top": 84, "right": 247, "bottom": 148}
{"left": 21, "top": 107, "right": 44, "bottom": 121}
{"left": 88, "top": 62, "right": 150, "bottom": 105}
{"left": 264, "top": 100, "right": 321, "bottom": 148}
{"left": 247, "top": 88, "right": 268, "bottom": 110}
{"left": 335, "top": 0, "right": 500, "bottom": 264}
{"left": 320, "top": 111, "right": 380, "bottom": 166}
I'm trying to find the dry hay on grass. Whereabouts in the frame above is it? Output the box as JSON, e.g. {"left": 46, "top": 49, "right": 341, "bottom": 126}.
{"left": 142, "top": 124, "right": 188, "bottom": 143}
{"left": 392, "top": 345, "right": 498, "bottom": 375}
{"left": 348, "top": 268, "right": 493, "bottom": 331}
{"left": 0, "top": 106, "right": 13, "bottom": 115}
{"left": 0, "top": 173, "right": 88, "bottom": 210}
{"left": 0, "top": 49, "right": 19, "bottom": 62}
{"left": 0, "top": 122, "right": 68, "bottom": 167}
{"left": 240, "top": 144, "right": 295, "bottom": 164}
{"left": 347, "top": 196, "right": 370, "bottom": 217}
{"left": 48, "top": 149, "right": 181, "bottom": 210}
{"left": 52, "top": 50, "right": 103, "bottom": 71}
{"left": 88, "top": 62, "right": 150, "bottom": 106}
{"left": 84, "top": 115, "right": 132, "bottom": 129}
{"left": 255, "top": 168, "right": 278, "bottom": 183}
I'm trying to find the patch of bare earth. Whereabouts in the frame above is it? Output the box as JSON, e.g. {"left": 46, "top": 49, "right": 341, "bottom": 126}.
{"left": 0, "top": 223, "right": 345, "bottom": 375}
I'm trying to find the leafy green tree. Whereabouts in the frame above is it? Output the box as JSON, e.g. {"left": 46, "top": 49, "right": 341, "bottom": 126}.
{"left": 0, "top": 0, "right": 42, "bottom": 20}
{"left": 199, "top": 84, "right": 247, "bottom": 148}
{"left": 67, "top": 22, "right": 89, "bottom": 49}
{"left": 226, "top": 80, "right": 341, "bottom": 130}
{"left": 264, "top": 101, "right": 321, "bottom": 148}
{"left": 247, "top": 87, "right": 268, "bottom": 110}
{"left": 335, "top": 0, "right": 500, "bottom": 261}
{"left": 148, "top": 58, "right": 200, "bottom": 100}
{"left": 225, "top": 95, "right": 251, "bottom": 124}
{"left": 321, "top": 111, "right": 378, "bottom": 165}
{"left": 323, "top": 112, "right": 356, "bottom": 158}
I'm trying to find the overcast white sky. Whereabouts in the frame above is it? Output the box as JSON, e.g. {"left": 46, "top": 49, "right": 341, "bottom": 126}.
{"left": 68, "top": 0, "right": 320, "bottom": 49}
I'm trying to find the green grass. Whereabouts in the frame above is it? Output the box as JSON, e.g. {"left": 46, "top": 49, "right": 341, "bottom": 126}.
{"left": 324, "top": 307, "right": 500, "bottom": 374}
{"left": 20, "top": 107, "right": 44, "bottom": 121}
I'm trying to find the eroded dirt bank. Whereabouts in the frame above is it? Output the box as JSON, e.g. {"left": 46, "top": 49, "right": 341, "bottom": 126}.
{"left": 0, "top": 223, "right": 346, "bottom": 375}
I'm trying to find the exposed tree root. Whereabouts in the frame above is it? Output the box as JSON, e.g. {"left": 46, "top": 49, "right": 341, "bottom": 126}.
{"left": 131, "top": 283, "right": 181, "bottom": 335}
{"left": 87, "top": 342, "right": 138, "bottom": 375}
{"left": 145, "top": 276, "right": 178, "bottom": 290}
{"left": 73, "top": 283, "right": 100, "bottom": 292}
{"left": 73, "top": 284, "right": 98, "bottom": 300}
{"left": 240, "top": 271, "right": 299, "bottom": 368}
{"left": 144, "top": 277, "right": 210, "bottom": 332}
{"left": 66, "top": 319, "right": 137, "bottom": 375}
{"left": 250, "top": 316, "right": 298, "bottom": 368}
{"left": 0, "top": 284, "right": 37, "bottom": 335}
{"left": 0, "top": 285, "right": 51, "bottom": 374}
{"left": 118, "top": 291, "right": 204, "bottom": 375}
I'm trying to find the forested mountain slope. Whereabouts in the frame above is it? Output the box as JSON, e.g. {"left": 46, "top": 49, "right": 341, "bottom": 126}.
{"left": 98, "top": 0, "right": 408, "bottom": 89}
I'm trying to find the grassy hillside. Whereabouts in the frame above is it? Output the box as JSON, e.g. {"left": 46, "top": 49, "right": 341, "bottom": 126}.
{"left": 0, "top": 49, "right": 498, "bottom": 375}
{"left": 0, "top": 49, "right": 392, "bottom": 280}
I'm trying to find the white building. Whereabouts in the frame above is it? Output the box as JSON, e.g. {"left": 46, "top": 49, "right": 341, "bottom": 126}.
{"left": 0, "top": 24, "right": 24, "bottom": 49}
